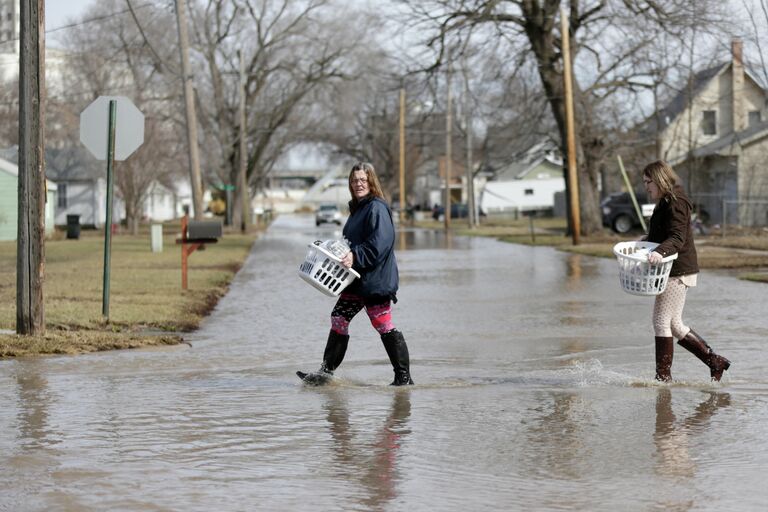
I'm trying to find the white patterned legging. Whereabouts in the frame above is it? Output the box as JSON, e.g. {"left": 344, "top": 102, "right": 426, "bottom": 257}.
{"left": 653, "top": 277, "right": 692, "bottom": 338}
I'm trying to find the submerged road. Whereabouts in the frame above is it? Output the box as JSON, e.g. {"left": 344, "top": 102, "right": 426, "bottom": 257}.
{"left": 1, "top": 214, "right": 767, "bottom": 511}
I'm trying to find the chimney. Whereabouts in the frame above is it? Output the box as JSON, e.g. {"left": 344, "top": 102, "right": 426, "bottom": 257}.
{"left": 732, "top": 38, "right": 745, "bottom": 133}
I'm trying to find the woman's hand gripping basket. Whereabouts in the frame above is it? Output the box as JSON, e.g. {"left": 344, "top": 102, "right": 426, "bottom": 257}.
{"left": 613, "top": 241, "right": 678, "bottom": 296}
{"left": 298, "top": 242, "right": 360, "bottom": 297}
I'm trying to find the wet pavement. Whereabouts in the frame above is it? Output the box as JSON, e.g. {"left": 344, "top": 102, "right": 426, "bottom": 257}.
{"left": 2, "top": 214, "right": 768, "bottom": 511}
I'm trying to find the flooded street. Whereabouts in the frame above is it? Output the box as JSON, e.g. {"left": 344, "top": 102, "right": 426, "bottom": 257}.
{"left": 2, "top": 214, "right": 768, "bottom": 511}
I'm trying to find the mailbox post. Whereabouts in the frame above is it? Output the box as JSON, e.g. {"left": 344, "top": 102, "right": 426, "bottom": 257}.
{"left": 177, "top": 215, "right": 222, "bottom": 289}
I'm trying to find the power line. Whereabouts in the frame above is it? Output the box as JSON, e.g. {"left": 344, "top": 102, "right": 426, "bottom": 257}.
{"left": 0, "top": 1, "right": 157, "bottom": 45}
{"left": 45, "top": 2, "right": 157, "bottom": 34}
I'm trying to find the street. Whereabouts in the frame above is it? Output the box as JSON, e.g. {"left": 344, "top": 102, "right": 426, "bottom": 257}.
{"left": 1, "top": 214, "right": 767, "bottom": 511}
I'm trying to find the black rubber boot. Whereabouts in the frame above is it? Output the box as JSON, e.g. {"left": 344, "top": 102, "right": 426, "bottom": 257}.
{"left": 318, "top": 330, "right": 350, "bottom": 374}
{"left": 678, "top": 329, "right": 731, "bottom": 382}
{"left": 655, "top": 336, "right": 674, "bottom": 382}
{"left": 381, "top": 329, "right": 414, "bottom": 386}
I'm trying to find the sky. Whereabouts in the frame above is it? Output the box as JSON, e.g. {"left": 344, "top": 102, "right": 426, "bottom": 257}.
{"left": 45, "top": 0, "right": 93, "bottom": 37}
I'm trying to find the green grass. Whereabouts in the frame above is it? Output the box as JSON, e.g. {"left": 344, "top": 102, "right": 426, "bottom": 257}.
{"left": 1, "top": 221, "right": 260, "bottom": 357}
{"left": 739, "top": 272, "right": 768, "bottom": 283}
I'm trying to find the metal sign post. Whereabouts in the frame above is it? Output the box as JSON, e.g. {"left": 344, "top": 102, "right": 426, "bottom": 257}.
{"left": 102, "top": 101, "right": 117, "bottom": 317}
{"left": 80, "top": 96, "right": 145, "bottom": 320}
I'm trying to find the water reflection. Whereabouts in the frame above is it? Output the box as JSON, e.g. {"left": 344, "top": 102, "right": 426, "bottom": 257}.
{"left": 524, "top": 391, "right": 590, "bottom": 480}
{"left": 15, "top": 361, "right": 58, "bottom": 449}
{"left": 654, "top": 389, "right": 731, "bottom": 509}
{"left": 395, "top": 229, "right": 470, "bottom": 251}
{"left": 565, "top": 253, "right": 584, "bottom": 291}
{"left": 322, "top": 390, "right": 411, "bottom": 510}
{"left": 558, "top": 300, "right": 591, "bottom": 327}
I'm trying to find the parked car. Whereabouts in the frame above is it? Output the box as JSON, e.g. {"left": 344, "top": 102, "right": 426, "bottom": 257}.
{"left": 431, "top": 203, "right": 485, "bottom": 220}
{"left": 602, "top": 192, "right": 711, "bottom": 234}
{"left": 315, "top": 203, "right": 342, "bottom": 226}
{"left": 601, "top": 192, "right": 653, "bottom": 234}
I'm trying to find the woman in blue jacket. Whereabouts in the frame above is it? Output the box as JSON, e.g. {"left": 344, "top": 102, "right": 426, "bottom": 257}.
{"left": 309, "top": 162, "right": 413, "bottom": 385}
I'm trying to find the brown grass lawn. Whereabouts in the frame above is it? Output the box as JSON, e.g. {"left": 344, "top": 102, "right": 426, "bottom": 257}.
{"left": 1, "top": 220, "right": 260, "bottom": 357}
{"left": 415, "top": 216, "right": 768, "bottom": 275}
{"left": 5, "top": 216, "right": 763, "bottom": 358}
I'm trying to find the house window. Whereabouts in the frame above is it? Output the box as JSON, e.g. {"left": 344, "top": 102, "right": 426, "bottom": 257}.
{"left": 702, "top": 110, "right": 717, "bottom": 135}
{"left": 57, "top": 183, "right": 67, "bottom": 208}
{"left": 748, "top": 110, "right": 761, "bottom": 127}
{"left": 524, "top": 189, "right": 534, "bottom": 196}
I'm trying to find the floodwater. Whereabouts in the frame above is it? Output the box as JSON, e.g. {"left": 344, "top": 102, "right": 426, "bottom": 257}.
{"left": 2, "top": 214, "right": 768, "bottom": 511}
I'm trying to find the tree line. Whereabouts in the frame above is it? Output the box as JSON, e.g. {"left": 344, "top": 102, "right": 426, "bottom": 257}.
{"left": 4, "top": 0, "right": 767, "bottom": 235}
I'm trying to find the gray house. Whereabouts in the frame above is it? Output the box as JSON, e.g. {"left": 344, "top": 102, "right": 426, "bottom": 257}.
{"left": 44, "top": 146, "right": 126, "bottom": 228}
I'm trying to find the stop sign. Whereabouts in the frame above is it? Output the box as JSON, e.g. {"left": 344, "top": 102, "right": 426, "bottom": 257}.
{"left": 80, "top": 96, "right": 144, "bottom": 161}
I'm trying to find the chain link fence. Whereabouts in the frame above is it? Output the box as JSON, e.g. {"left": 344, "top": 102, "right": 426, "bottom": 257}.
{"left": 690, "top": 192, "right": 768, "bottom": 235}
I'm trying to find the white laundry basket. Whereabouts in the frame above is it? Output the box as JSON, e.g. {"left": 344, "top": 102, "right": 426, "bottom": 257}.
{"left": 613, "top": 241, "right": 678, "bottom": 296}
{"left": 298, "top": 243, "right": 360, "bottom": 297}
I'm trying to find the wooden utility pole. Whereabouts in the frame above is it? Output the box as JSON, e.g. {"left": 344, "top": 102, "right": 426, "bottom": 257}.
{"left": 16, "top": 0, "right": 46, "bottom": 335}
{"left": 464, "top": 68, "right": 475, "bottom": 228}
{"left": 175, "top": 0, "right": 204, "bottom": 220}
{"left": 560, "top": 7, "right": 580, "bottom": 245}
{"left": 398, "top": 87, "right": 406, "bottom": 225}
{"left": 444, "top": 64, "right": 452, "bottom": 232}
{"left": 238, "top": 50, "right": 249, "bottom": 232}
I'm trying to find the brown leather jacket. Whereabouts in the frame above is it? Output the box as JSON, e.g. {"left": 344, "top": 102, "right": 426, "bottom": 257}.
{"left": 646, "top": 186, "right": 699, "bottom": 277}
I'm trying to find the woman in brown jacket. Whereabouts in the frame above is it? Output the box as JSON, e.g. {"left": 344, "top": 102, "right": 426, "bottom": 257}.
{"left": 643, "top": 161, "right": 731, "bottom": 382}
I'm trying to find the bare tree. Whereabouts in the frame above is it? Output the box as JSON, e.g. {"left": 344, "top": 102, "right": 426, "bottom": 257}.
{"left": 0, "top": 78, "right": 19, "bottom": 147}
{"left": 186, "top": 0, "right": 361, "bottom": 223}
{"left": 56, "top": 0, "right": 186, "bottom": 233}
{"left": 400, "top": 0, "right": 732, "bottom": 234}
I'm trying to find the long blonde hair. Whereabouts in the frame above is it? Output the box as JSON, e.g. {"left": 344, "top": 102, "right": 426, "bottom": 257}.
{"left": 643, "top": 160, "right": 680, "bottom": 201}
{"left": 348, "top": 162, "right": 386, "bottom": 208}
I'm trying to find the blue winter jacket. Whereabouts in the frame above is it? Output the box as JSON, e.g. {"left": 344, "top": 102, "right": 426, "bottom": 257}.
{"left": 342, "top": 196, "right": 399, "bottom": 301}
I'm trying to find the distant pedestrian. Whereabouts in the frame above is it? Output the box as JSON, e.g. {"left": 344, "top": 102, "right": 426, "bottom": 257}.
{"left": 301, "top": 162, "right": 413, "bottom": 386}
{"left": 642, "top": 161, "right": 730, "bottom": 382}
{"left": 432, "top": 203, "right": 441, "bottom": 221}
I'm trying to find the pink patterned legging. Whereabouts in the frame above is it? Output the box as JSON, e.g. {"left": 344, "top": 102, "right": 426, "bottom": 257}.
{"left": 330, "top": 293, "right": 394, "bottom": 335}
{"left": 653, "top": 277, "right": 692, "bottom": 338}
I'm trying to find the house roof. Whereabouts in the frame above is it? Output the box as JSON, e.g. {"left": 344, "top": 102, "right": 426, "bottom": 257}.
{"left": 1, "top": 145, "right": 104, "bottom": 182}
{"left": 669, "top": 119, "right": 768, "bottom": 164}
{"left": 45, "top": 146, "right": 106, "bottom": 181}
{"left": 658, "top": 63, "right": 727, "bottom": 129}
{"left": 491, "top": 140, "right": 563, "bottom": 180}
{"left": 0, "top": 155, "right": 58, "bottom": 189}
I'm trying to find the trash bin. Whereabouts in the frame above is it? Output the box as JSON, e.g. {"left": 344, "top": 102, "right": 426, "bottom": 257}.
{"left": 66, "top": 214, "right": 81, "bottom": 240}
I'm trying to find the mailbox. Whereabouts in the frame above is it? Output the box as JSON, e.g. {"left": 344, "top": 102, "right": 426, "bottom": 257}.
{"left": 187, "top": 220, "right": 222, "bottom": 241}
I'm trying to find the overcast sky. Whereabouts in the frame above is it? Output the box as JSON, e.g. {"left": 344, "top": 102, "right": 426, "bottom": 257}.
{"left": 46, "top": 1, "right": 92, "bottom": 29}
{"left": 45, "top": 0, "right": 94, "bottom": 42}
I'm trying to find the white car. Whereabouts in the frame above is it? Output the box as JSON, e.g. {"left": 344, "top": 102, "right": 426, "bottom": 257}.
{"left": 315, "top": 204, "right": 342, "bottom": 226}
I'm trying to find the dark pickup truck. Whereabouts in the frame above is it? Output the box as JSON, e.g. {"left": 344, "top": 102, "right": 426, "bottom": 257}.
{"left": 601, "top": 192, "right": 654, "bottom": 234}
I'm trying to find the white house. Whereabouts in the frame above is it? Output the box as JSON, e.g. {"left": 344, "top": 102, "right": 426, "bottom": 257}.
{"left": 480, "top": 142, "right": 565, "bottom": 216}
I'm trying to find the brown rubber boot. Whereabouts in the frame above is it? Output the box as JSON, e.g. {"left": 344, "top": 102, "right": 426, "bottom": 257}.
{"left": 655, "top": 336, "right": 674, "bottom": 382}
{"left": 677, "top": 329, "right": 731, "bottom": 382}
